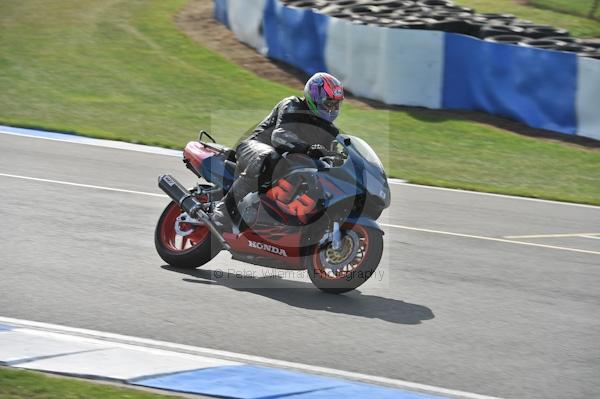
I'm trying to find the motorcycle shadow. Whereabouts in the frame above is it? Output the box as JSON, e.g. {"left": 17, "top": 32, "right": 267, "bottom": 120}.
{"left": 161, "top": 266, "right": 434, "bottom": 325}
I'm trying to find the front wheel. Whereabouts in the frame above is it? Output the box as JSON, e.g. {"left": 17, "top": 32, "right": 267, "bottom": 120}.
{"left": 155, "top": 201, "right": 221, "bottom": 269}
{"left": 306, "top": 224, "right": 383, "bottom": 294}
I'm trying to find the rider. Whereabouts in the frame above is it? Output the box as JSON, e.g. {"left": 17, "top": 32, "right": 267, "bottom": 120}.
{"left": 211, "top": 72, "right": 345, "bottom": 232}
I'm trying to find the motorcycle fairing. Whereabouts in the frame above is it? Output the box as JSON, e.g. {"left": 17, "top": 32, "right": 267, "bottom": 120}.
{"left": 183, "top": 141, "right": 235, "bottom": 189}
{"left": 341, "top": 217, "right": 384, "bottom": 235}
{"left": 223, "top": 227, "right": 304, "bottom": 269}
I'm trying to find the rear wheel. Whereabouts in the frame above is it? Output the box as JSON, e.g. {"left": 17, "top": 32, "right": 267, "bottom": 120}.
{"left": 306, "top": 224, "right": 383, "bottom": 294}
{"left": 155, "top": 201, "right": 221, "bottom": 269}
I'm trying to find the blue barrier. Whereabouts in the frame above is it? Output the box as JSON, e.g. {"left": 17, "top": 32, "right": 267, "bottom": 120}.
{"left": 263, "top": 0, "right": 328, "bottom": 75}
{"left": 442, "top": 34, "right": 578, "bottom": 135}
{"left": 213, "top": 0, "right": 229, "bottom": 27}
{"left": 216, "top": 0, "right": 600, "bottom": 140}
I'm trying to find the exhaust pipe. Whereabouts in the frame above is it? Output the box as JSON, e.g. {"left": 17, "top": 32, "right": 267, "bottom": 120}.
{"left": 158, "top": 174, "right": 203, "bottom": 217}
{"left": 158, "top": 174, "right": 230, "bottom": 249}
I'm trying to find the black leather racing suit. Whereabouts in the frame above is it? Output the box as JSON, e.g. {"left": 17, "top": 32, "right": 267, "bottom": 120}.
{"left": 225, "top": 96, "right": 340, "bottom": 221}
{"left": 248, "top": 96, "right": 340, "bottom": 154}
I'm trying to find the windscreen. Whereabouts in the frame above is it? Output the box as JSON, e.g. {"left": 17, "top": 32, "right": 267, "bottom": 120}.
{"left": 338, "top": 135, "right": 385, "bottom": 173}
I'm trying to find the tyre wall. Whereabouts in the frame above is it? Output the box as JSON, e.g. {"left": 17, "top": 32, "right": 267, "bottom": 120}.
{"left": 214, "top": 0, "right": 600, "bottom": 140}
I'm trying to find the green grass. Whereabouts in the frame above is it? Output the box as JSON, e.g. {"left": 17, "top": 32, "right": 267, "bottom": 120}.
{"left": 0, "top": 0, "right": 599, "bottom": 205}
{"left": 455, "top": 0, "right": 600, "bottom": 37}
{"left": 0, "top": 367, "right": 179, "bottom": 399}
{"left": 530, "top": 0, "right": 600, "bottom": 20}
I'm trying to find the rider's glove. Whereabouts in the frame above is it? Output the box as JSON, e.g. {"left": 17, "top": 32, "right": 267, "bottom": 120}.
{"left": 307, "top": 144, "right": 328, "bottom": 159}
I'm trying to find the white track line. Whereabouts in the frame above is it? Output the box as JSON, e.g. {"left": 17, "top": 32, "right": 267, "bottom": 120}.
{"left": 1, "top": 127, "right": 598, "bottom": 209}
{"left": 0, "top": 316, "right": 503, "bottom": 399}
{"left": 0, "top": 173, "right": 168, "bottom": 198}
{"left": 0, "top": 129, "right": 181, "bottom": 157}
{"left": 394, "top": 182, "right": 600, "bottom": 209}
{"left": 381, "top": 224, "right": 600, "bottom": 256}
{"left": 504, "top": 233, "right": 600, "bottom": 239}
{"left": 1, "top": 172, "right": 597, "bottom": 256}
{"left": 582, "top": 235, "right": 600, "bottom": 240}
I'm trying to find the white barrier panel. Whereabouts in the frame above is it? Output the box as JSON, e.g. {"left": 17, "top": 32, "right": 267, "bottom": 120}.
{"left": 227, "top": 0, "right": 267, "bottom": 55}
{"left": 325, "top": 19, "right": 444, "bottom": 109}
{"left": 216, "top": 0, "right": 597, "bottom": 140}
{"left": 577, "top": 57, "right": 600, "bottom": 140}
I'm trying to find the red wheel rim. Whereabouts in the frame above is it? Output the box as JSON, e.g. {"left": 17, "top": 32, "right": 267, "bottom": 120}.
{"left": 160, "top": 202, "right": 209, "bottom": 253}
{"left": 312, "top": 224, "right": 370, "bottom": 280}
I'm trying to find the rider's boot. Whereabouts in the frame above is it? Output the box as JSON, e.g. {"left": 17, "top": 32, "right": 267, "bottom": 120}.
{"left": 209, "top": 174, "right": 254, "bottom": 234}
{"left": 209, "top": 193, "right": 238, "bottom": 234}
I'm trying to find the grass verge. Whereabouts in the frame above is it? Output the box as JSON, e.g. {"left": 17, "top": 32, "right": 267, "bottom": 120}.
{"left": 0, "top": 0, "right": 598, "bottom": 204}
{"left": 455, "top": 0, "right": 600, "bottom": 37}
{"left": 0, "top": 367, "right": 179, "bottom": 399}
{"left": 530, "top": 0, "right": 600, "bottom": 20}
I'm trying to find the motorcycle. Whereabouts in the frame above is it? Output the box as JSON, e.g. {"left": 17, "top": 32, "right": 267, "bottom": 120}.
{"left": 155, "top": 131, "right": 390, "bottom": 293}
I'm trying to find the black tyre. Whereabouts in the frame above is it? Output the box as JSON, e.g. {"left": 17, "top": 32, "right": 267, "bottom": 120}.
{"left": 390, "top": 21, "right": 431, "bottom": 29}
{"left": 478, "top": 24, "right": 525, "bottom": 38}
{"left": 280, "top": 0, "right": 326, "bottom": 8}
{"left": 578, "top": 51, "right": 600, "bottom": 60}
{"left": 417, "top": 0, "right": 453, "bottom": 7}
{"left": 447, "top": 6, "right": 474, "bottom": 14}
{"left": 324, "top": 0, "right": 360, "bottom": 6}
{"left": 401, "top": 5, "right": 433, "bottom": 15}
{"left": 428, "top": 18, "right": 471, "bottom": 34}
{"left": 377, "top": 17, "right": 398, "bottom": 26}
{"left": 372, "top": 6, "right": 399, "bottom": 17}
{"left": 559, "top": 44, "right": 597, "bottom": 53}
{"left": 546, "top": 36, "right": 581, "bottom": 44}
{"left": 461, "top": 16, "right": 489, "bottom": 37}
{"left": 367, "top": 0, "right": 414, "bottom": 6}
{"left": 485, "top": 35, "right": 525, "bottom": 45}
{"left": 520, "top": 38, "right": 569, "bottom": 50}
{"left": 580, "top": 39, "right": 600, "bottom": 49}
{"left": 355, "top": 14, "right": 380, "bottom": 24}
{"left": 155, "top": 201, "right": 222, "bottom": 269}
{"left": 306, "top": 225, "right": 383, "bottom": 294}
{"left": 425, "top": 11, "right": 473, "bottom": 34}
{"left": 320, "top": 7, "right": 355, "bottom": 18}
{"left": 477, "top": 13, "right": 515, "bottom": 22}
{"left": 509, "top": 19, "right": 536, "bottom": 28}
{"left": 358, "top": 15, "right": 398, "bottom": 26}
{"left": 430, "top": 10, "right": 473, "bottom": 19}
{"left": 347, "top": 5, "right": 382, "bottom": 15}
{"left": 524, "top": 26, "right": 569, "bottom": 39}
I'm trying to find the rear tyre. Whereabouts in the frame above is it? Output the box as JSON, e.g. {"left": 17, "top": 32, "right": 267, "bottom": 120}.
{"left": 306, "top": 225, "right": 383, "bottom": 294}
{"left": 155, "top": 201, "right": 221, "bottom": 269}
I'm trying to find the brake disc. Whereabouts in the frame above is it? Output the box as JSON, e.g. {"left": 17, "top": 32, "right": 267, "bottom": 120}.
{"left": 319, "top": 230, "right": 360, "bottom": 275}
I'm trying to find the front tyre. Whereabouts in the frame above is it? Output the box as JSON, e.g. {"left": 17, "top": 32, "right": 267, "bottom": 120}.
{"left": 155, "top": 201, "right": 221, "bottom": 269}
{"left": 306, "top": 224, "right": 383, "bottom": 294}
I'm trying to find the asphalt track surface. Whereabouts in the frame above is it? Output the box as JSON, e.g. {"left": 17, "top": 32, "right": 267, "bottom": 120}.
{"left": 0, "top": 133, "right": 599, "bottom": 399}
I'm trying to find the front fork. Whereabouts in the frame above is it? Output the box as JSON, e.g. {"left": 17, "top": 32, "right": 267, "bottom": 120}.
{"left": 331, "top": 222, "right": 342, "bottom": 251}
{"left": 319, "top": 221, "right": 342, "bottom": 249}
{"left": 320, "top": 217, "right": 384, "bottom": 249}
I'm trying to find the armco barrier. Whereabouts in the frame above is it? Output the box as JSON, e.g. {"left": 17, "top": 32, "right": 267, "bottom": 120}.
{"left": 214, "top": 0, "right": 600, "bottom": 140}
{"left": 577, "top": 57, "right": 600, "bottom": 139}
{"left": 442, "top": 33, "right": 578, "bottom": 134}
{"left": 228, "top": 0, "right": 267, "bottom": 54}
{"left": 264, "top": 0, "right": 328, "bottom": 75}
{"left": 325, "top": 18, "right": 445, "bottom": 109}
{"left": 213, "top": 0, "right": 229, "bottom": 28}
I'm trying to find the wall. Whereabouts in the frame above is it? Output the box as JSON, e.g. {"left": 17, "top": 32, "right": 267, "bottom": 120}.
{"left": 215, "top": 0, "right": 600, "bottom": 140}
